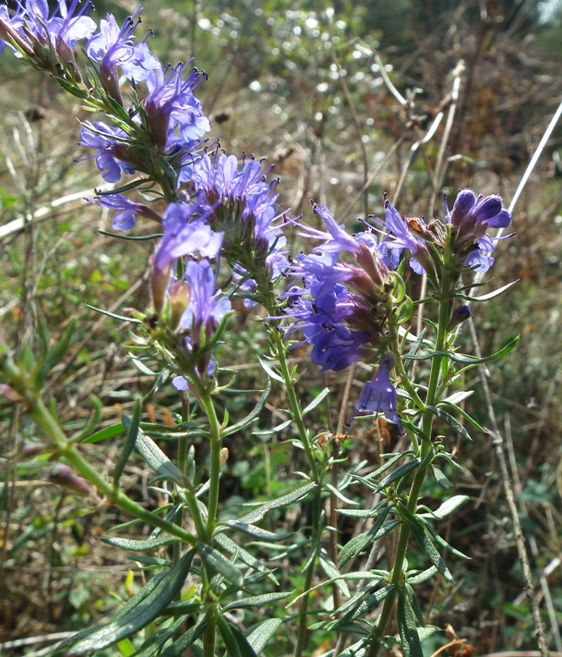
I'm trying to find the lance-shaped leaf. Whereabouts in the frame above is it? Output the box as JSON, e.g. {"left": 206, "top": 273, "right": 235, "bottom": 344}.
{"left": 143, "top": 367, "right": 172, "bottom": 403}
{"left": 224, "top": 592, "right": 292, "bottom": 612}
{"left": 221, "top": 522, "right": 293, "bottom": 542}
{"left": 457, "top": 279, "right": 518, "bottom": 302}
{"left": 56, "top": 550, "right": 194, "bottom": 655}
{"left": 124, "top": 420, "right": 187, "bottom": 487}
{"left": 404, "top": 335, "right": 519, "bottom": 365}
{"left": 426, "top": 406, "right": 472, "bottom": 441}
{"left": 36, "top": 318, "right": 77, "bottom": 384}
{"left": 421, "top": 495, "right": 470, "bottom": 520}
{"left": 236, "top": 483, "right": 317, "bottom": 525}
{"left": 397, "top": 504, "right": 454, "bottom": 582}
{"left": 224, "top": 381, "right": 272, "bottom": 437}
{"left": 339, "top": 507, "right": 391, "bottom": 566}
{"left": 131, "top": 614, "right": 189, "bottom": 657}
{"left": 217, "top": 614, "right": 257, "bottom": 657}
{"left": 439, "top": 399, "right": 487, "bottom": 434}
{"left": 114, "top": 401, "right": 142, "bottom": 488}
{"left": 159, "top": 618, "right": 209, "bottom": 657}
{"left": 86, "top": 304, "right": 142, "bottom": 324}
{"left": 319, "top": 549, "right": 350, "bottom": 598}
{"left": 246, "top": 618, "right": 283, "bottom": 654}
{"left": 198, "top": 544, "right": 243, "bottom": 588}
{"left": 302, "top": 387, "right": 331, "bottom": 415}
{"left": 214, "top": 533, "right": 278, "bottom": 584}
{"left": 432, "top": 465, "right": 453, "bottom": 490}
{"left": 397, "top": 590, "right": 424, "bottom": 657}
{"left": 371, "top": 458, "right": 421, "bottom": 494}
{"left": 102, "top": 535, "right": 180, "bottom": 552}
{"left": 331, "top": 585, "right": 395, "bottom": 628}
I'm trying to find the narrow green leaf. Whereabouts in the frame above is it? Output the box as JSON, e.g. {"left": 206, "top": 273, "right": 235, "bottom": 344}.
{"left": 131, "top": 614, "right": 189, "bottom": 657}
{"left": 398, "top": 505, "right": 454, "bottom": 582}
{"left": 431, "top": 466, "right": 453, "bottom": 489}
{"left": 404, "top": 583, "right": 425, "bottom": 626}
{"left": 96, "top": 177, "right": 152, "bottom": 196}
{"left": 237, "top": 483, "right": 317, "bottom": 525}
{"left": 102, "top": 535, "right": 180, "bottom": 552}
{"left": 159, "top": 619, "right": 209, "bottom": 657}
{"left": 230, "top": 624, "right": 259, "bottom": 657}
{"left": 59, "top": 550, "right": 194, "bottom": 655}
{"left": 83, "top": 423, "right": 124, "bottom": 444}
{"left": 224, "top": 592, "right": 292, "bottom": 611}
{"left": 217, "top": 614, "right": 248, "bottom": 657}
{"left": 422, "top": 495, "right": 470, "bottom": 520}
{"left": 319, "top": 549, "right": 350, "bottom": 598}
{"left": 53, "top": 76, "right": 89, "bottom": 98}
{"left": 258, "top": 357, "right": 284, "bottom": 383}
{"left": 364, "top": 452, "right": 415, "bottom": 481}
{"left": 372, "top": 458, "right": 421, "bottom": 494}
{"left": 406, "top": 566, "right": 438, "bottom": 586}
{"left": 143, "top": 368, "right": 172, "bottom": 402}
{"left": 222, "top": 522, "right": 292, "bottom": 542}
{"left": 440, "top": 400, "right": 487, "bottom": 434}
{"left": 246, "top": 618, "right": 282, "bottom": 654}
{"left": 214, "top": 533, "right": 278, "bottom": 584}
{"left": 114, "top": 401, "right": 142, "bottom": 488}
{"left": 426, "top": 406, "right": 472, "bottom": 441}
{"left": 99, "top": 229, "right": 162, "bottom": 241}
{"left": 125, "top": 422, "right": 186, "bottom": 486}
{"left": 302, "top": 387, "right": 331, "bottom": 415}
{"left": 86, "top": 304, "right": 142, "bottom": 324}
{"left": 404, "top": 335, "right": 519, "bottom": 365}
{"left": 129, "top": 356, "right": 156, "bottom": 376}
{"left": 223, "top": 380, "right": 272, "bottom": 437}
{"left": 457, "top": 279, "right": 518, "bottom": 302}
{"left": 198, "top": 544, "right": 243, "bottom": 587}
{"left": 397, "top": 590, "right": 424, "bottom": 657}
{"left": 338, "top": 638, "right": 370, "bottom": 656}
{"left": 37, "top": 318, "right": 76, "bottom": 382}
{"left": 253, "top": 419, "right": 292, "bottom": 437}
{"left": 424, "top": 523, "right": 470, "bottom": 560}
{"left": 332, "top": 585, "right": 394, "bottom": 628}
{"left": 339, "top": 507, "right": 390, "bottom": 566}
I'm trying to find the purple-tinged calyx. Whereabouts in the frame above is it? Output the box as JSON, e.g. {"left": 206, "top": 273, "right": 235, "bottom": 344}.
{"left": 86, "top": 9, "right": 160, "bottom": 104}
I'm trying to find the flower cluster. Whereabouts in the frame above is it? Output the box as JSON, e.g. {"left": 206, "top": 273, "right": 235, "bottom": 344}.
{"left": 285, "top": 203, "right": 394, "bottom": 373}
{"left": 376, "top": 189, "right": 512, "bottom": 276}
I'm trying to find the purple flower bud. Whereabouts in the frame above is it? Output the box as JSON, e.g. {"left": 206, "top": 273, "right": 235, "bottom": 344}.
{"left": 47, "top": 463, "right": 103, "bottom": 504}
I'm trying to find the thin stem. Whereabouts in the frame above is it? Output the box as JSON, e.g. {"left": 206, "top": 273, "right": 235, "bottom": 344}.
{"left": 199, "top": 391, "right": 223, "bottom": 539}
{"left": 368, "top": 269, "right": 453, "bottom": 657}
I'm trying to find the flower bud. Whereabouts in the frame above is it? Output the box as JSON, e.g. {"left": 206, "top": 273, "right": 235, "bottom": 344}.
{"left": 220, "top": 447, "right": 229, "bottom": 467}
{"left": 47, "top": 464, "right": 103, "bottom": 505}
{"left": 447, "top": 304, "right": 471, "bottom": 331}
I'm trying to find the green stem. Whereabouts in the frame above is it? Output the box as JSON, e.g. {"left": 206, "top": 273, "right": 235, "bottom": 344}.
{"left": 34, "top": 398, "right": 197, "bottom": 546}
{"left": 295, "top": 543, "right": 320, "bottom": 657}
{"left": 199, "top": 391, "right": 223, "bottom": 539}
{"left": 368, "top": 270, "right": 453, "bottom": 657}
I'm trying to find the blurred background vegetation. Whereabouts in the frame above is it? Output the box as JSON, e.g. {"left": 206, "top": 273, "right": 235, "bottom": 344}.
{"left": 1, "top": 0, "right": 562, "bottom": 655}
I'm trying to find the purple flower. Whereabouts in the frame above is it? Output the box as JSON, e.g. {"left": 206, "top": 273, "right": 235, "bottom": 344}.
{"left": 293, "top": 202, "right": 361, "bottom": 255}
{"left": 144, "top": 63, "right": 210, "bottom": 152}
{"left": 378, "top": 201, "right": 430, "bottom": 275}
{"left": 446, "top": 189, "right": 512, "bottom": 273}
{"left": 284, "top": 205, "right": 393, "bottom": 374}
{"left": 0, "top": 0, "right": 96, "bottom": 74}
{"left": 79, "top": 121, "right": 137, "bottom": 182}
{"left": 93, "top": 194, "right": 161, "bottom": 231}
{"left": 181, "top": 259, "right": 231, "bottom": 335}
{"left": 86, "top": 9, "right": 160, "bottom": 103}
{"left": 354, "top": 361, "right": 402, "bottom": 432}
{"left": 192, "top": 150, "right": 289, "bottom": 292}
{"left": 151, "top": 202, "right": 223, "bottom": 313}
